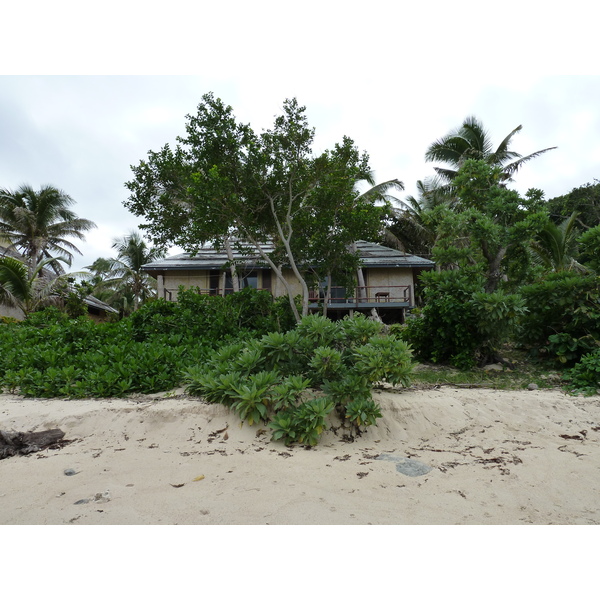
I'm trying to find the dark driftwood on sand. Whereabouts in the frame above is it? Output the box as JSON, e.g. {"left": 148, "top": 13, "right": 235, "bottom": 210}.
{"left": 0, "top": 428, "right": 66, "bottom": 459}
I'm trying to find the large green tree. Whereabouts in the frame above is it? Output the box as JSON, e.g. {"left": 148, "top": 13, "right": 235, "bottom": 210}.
{"left": 125, "top": 93, "right": 389, "bottom": 321}
{"left": 425, "top": 160, "right": 549, "bottom": 292}
{"left": 0, "top": 184, "right": 96, "bottom": 275}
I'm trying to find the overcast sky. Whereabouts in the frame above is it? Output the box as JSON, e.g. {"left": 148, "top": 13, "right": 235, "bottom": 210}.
{"left": 2, "top": 2, "right": 599, "bottom": 273}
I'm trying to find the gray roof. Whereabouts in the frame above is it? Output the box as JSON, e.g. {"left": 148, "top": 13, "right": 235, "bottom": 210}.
{"left": 84, "top": 295, "right": 119, "bottom": 314}
{"left": 142, "top": 240, "right": 434, "bottom": 273}
{"left": 352, "top": 241, "right": 434, "bottom": 268}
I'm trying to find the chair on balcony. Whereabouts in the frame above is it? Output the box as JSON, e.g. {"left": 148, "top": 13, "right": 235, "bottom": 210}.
{"left": 375, "top": 291, "right": 390, "bottom": 302}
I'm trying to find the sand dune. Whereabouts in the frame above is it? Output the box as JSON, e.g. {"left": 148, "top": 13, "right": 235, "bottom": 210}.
{"left": 1, "top": 386, "right": 599, "bottom": 525}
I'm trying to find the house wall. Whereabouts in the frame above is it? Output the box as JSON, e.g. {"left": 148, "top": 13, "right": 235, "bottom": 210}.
{"left": 161, "top": 270, "right": 210, "bottom": 300}
{"left": 272, "top": 268, "right": 304, "bottom": 298}
{"left": 366, "top": 268, "right": 414, "bottom": 302}
{"left": 0, "top": 303, "right": 25, "bottom": 321}
{"left": 161, "top": 270, "right": 277, "bottom": 300}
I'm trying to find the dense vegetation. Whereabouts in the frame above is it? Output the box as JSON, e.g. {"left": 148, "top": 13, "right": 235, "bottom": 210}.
{"left": 0, "top": 292, "right": 412, "bottom": 445}
{"left": 0, "top": 288, "right": 296, "bottom": 399}
{"left": 395, "top": 168, "right": 600, "bottom": 394}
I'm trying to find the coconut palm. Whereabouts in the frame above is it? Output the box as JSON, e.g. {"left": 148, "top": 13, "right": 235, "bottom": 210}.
{"left": 0, "top": 255, "right": 73, "bottom": 316}
{"left": 425, "top": 116, "right": 557, "bottom": 185}
{"left": 384, "top": 177, "right": 451, "bottom": 256}
{"left": 529, "top": 212, "right": 587, "bottom": 273}
{"left": 350, "top": 173, "right": 404, "bottom": 303}
{"left": 105, "top": 231, "right": 166, "bottom": 312}
{"left": 0, "top": 184, "right": 96, "bottom": 275}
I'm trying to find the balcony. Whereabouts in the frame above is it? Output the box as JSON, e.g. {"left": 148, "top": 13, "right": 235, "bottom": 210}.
{"left": 309, "top": 285, "right": 411, "bottom": 309}
{"left": 161, "top": 285, "right": 412, "bottom": 309}
{"left": 161, "top": 287, "right": 270, "bottom": 300}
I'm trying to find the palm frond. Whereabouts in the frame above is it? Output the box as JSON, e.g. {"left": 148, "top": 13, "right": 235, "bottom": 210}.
{"left": 502, "top": 146, "right": 558, "bottom": 177}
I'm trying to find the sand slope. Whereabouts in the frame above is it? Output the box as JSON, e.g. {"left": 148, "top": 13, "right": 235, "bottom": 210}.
{"left": 1, "top": 386, "right": 599, "bottom": 525}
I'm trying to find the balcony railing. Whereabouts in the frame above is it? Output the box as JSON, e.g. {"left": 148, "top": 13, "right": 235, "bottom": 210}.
{"left": 161, "top": 285, "right": 412, "bottom": 306}
{"left": 162, "top": 287, "right": 270, "bottom": 300}
{"left": 309, "top": 285, "right": 411, "bottom": 306}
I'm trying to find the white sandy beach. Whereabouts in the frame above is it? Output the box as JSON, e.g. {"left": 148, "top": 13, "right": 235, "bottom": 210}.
{"left": 1, "top": 386, "right": 599, "bottom": 525}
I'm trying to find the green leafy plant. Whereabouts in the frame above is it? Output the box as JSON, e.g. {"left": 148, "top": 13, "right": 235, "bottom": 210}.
{"left": 345, "top": 398, "right": 383, "bottom": 429}
{"left": 563, "top": 350, "right": 600, "bottom": 396}
{"left": 184, "top": 313, "right": 414, "bottom": 446}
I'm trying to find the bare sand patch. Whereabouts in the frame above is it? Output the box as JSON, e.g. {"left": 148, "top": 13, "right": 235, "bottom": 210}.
{"left": 1, "top": 386, "right": 599, "bottom": 525}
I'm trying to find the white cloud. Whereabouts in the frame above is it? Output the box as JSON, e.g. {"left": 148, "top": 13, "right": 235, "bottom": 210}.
{"left": 1, "top": 0, "right": 600, "bottom": 272}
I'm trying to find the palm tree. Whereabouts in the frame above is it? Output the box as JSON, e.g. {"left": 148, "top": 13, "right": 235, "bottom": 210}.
{"left": 0, "top": 255, "right": 72, "bottom": 316}
{"left": 0, "top": 184, "right": 96, "bottom": 275}
{"left": 350, "top": 173, "right": 404, "bottom": 303}
{"left": 105, "top": 231, "right": 166, "bottom": 312}
{"left": 384, "top": 178, "right": 450, "bottom": 256}
{"left": 425, "top": 116, "right": 557, "bottom": 185}
{"left": 529, "top": 212, "right": 587, "bottom": 273}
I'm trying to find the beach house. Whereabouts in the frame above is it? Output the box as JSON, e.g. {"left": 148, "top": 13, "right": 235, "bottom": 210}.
{"left": 142, "top": 240, "right": 434, "bottom": 322}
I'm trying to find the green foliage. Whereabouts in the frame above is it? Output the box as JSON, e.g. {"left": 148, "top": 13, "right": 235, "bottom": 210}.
{"left": 518, "top": 271, "right": 600, "bottom": 364}
{"left": 124, "top": 93, "right": 389, "bottom": 321}
{"left": 270, "top": 398, "right": 334, "bottom": 447}
{"left": 130, "top": 286, "right": 295, "bottom": 342}
{"left": 563, "top": 350, "right": 600, "bottom": 396}
{"left": 401, "top": 269, "right": 525, "bottom": 368}
{"left": 353, "top": 336, "right": 413, "bottom": 386}
{"left": 425, "top": 116, "right": 556, "bottom": 185}
{"left": 310, "top": 346, "right": 344, "bottom": 383}
{"left": 529, "top": 212, "right": 585, "bottom": 273}
{"left": 0, "top": 315, "right": 20, "bottom": 325}
{"left": 546, "top": 180, "right": 600, "bottom": 229}
{"left": 428, "top": 160, "right": 550, "bottom": 292}
{"left": 62, "top": 280, "right": 93, "bottom": 318}
{"left": 185, "top": 313, "right": 414, "bottom": 446}
{"left": 0, "top": 184, "right": 96, "bottom": 269}
{"left": 0, "top": 298, "right": 267, "bottom": 398}
{"left": 0, "top": 255, "right": 73, "bottom": 316}
{"left": 578, "top": 225, "right": 600, "bottom": 273}
{"left": 345, "top": 398, "right": 383, "bottom": 428}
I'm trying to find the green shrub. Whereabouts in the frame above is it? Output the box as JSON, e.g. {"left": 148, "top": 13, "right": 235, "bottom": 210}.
{"left": 563, "top": 350, "right": 600, "bottom": 396}
{"left": 0, "top": 306, "right": 212, "bottom": 398}
{"left": 518, "top": 272, "right": 600, "bottom": 365}
{"left": 185, "top": 313, "right": 414, "bottom": 446}
{"left": 401, "top": 269, "right": 524, "bottom": 368}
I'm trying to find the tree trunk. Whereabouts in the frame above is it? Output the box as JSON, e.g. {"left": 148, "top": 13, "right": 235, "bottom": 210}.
{"left": 351, "top": 242, "right": 367, "bottom": 301}
{"left": 484, "top": 247, "right": 508, "bottom": 294}
{"left": 223, "top": 237, "right": 240, "bottom": 293}
{"left": 243, "top": 234, "right": 302, "bottom": 323}
{"left": 322, "top": 272, "right": 331, "bottom": 317}
{"left": 0, "top": 428, "right": 66, "bottom": 459}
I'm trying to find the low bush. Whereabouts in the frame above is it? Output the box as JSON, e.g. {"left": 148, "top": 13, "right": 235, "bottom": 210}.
{"left": 184, "top": 313, "right": 413, "bottom": 446}
{"left": 130, "top": 286, "right": 296, "bottom": 342}
{"left": 517, "top": 272, "right": 600, "bottom": 365}
{"left": 0, "top": 314, "right": 212, "bottom": 398}
{"left": 563, "top": 350, "right": 600, "bottom": 396}
{"left": 400, "top": 269, "right": 525, "bottom": 369}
